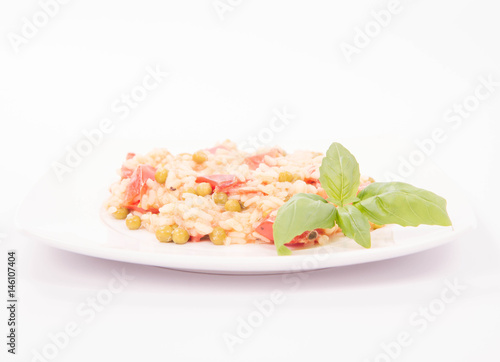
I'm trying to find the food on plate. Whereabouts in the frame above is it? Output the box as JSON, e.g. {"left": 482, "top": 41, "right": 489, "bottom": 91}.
{"left": 104, "top": 140, "right": 452, "bottom": 255}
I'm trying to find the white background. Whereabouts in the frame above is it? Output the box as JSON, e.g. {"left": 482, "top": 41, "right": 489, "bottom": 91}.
{"left": 1, "top": 0, "right": 500, "bottom": 361}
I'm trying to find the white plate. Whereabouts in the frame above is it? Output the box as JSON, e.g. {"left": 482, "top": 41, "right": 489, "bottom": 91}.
{"left": 16, "top": 139, "right": 477, "bottom": 274}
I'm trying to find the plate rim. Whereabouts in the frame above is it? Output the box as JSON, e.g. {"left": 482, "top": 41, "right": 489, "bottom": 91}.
{"left": 16, "top": 214, "right": 476, "bottom": 274}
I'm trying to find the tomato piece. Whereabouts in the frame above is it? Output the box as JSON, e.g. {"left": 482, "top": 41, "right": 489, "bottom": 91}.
{"left": 244, "top": 149, "right": 283, "bottom": 170}
{"left": 127, "top": 201, "right": 159, "bottom": 214}
{"left": 304, "top": 177, "right": 320, "bottom": 187}
{"left": 255, "top": 218, "right": 321, "bottom": 245}
{"left": 255, "top": 219, "right": 274, "bottom": 241}
{"left": 244, "top": 154, "right": 266, "bottom": 170}
{"left": 286, "top": 229, "right": 323, "bottom": 245}
{"left": 196, "top": 174, "right": 239, "bottom": 190}
{"left": 124, "top": 165, "right": 156, "bottom": 204}
{"left": 286, "top": 229, "right": 319, "bottom": 245}
{"left": 287, "top": 230, "right": 311, "bottom": 245}
{"left": 190, "top": 234, "right": 204, "bottom": 242}
{"left": 121, "top": 166, "right": 134, "bottom": 179}
{"left": 120, "top": 153, "right": 136, "bottom": 179}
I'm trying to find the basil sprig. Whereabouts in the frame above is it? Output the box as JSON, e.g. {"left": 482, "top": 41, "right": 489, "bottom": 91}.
{"left": 273, "top": 142, "right": 452, "bottom": 255}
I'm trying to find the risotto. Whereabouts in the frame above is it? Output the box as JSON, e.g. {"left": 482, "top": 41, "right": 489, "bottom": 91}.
{"left": 104, "top": 140, "right": 376, "bottom": 247}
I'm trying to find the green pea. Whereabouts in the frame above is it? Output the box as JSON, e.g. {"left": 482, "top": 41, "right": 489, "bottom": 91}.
{"left": 126, "top": 215, "right": 141, "bottom": 230}
{"left": 225, "top": 199, "right": 242, "bottom": 212}
{"left": 209, "top": 227, "right": 227, "bottom": 245}
{"left": 196, "top": 182, "right": 213, "bottom": 197}
{"left": 156, "top": 225, "right": 174, "bottom": 242}
{"left": 192, "top": 151, "right": 208, "bottom": 164}
{"left": 172, "top": 227, "right": 190, "bottom": 244}
{"left": 155, "top": 169, "right": 168, "bottom": 184}
{"left": 113, "top": 207, "right": 129, "bottom": 220}
{"left": 213, "top": 192, "right": 228, "bottom": 205}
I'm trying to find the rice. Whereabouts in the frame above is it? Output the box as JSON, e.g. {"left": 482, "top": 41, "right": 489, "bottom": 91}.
{"left": 104, "top": 140, "right": 372, "bottom": 246}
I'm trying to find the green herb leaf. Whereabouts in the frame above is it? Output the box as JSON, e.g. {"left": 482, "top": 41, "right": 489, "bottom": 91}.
{"left": 354, "top": 182, "right": 452, "bottom": 227}
{"left": 273, "top": 193, "right": 337, "bottom": 256}
{"left": 319, "top": 143, "right": 361, "bottom": 206}
{"left": 336, "top": 205, "right": 371, "bottom": 248}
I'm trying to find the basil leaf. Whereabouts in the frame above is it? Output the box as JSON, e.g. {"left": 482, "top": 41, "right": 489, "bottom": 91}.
{"left": 336, "top": 205, "right": 371, "bottom": 248}
{"left": 273, "top": 193, "right": 337, "bottom": 256}
{"left": 355, "top": 182, "right": 452, "bottom": 227}
{"left": 319, "top": 143, "right": 361, "bottom": 206}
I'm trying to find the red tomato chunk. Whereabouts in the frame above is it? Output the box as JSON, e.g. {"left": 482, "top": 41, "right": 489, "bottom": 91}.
{"left": 124, "top": 165, "right": 156, "bottom": 204}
